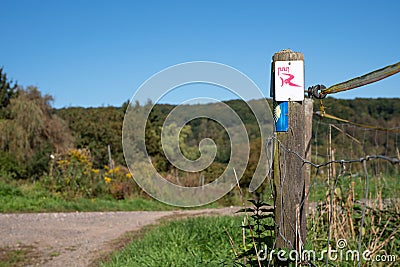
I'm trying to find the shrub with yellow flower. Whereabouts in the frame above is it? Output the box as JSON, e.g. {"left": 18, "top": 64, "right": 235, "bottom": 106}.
{"left": 43, "top": 148, "right": 105, "bottom": 199}
{"left": 102, "top": 165, "right": 139, "bottom": 200}
{"left": 42, "top": 148, "right": 142, "bottom": 200}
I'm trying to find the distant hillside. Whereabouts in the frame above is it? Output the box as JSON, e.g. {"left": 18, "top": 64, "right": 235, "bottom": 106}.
{"left": 56, "top": 97, "right": 399, "bottom": 186}
{"left": 316, "top": 97, "right": 400, "bottom": 127}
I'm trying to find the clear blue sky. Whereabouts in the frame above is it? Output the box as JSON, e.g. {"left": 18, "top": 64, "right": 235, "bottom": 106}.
{"left": 1, "top": 0, "right": 399, "bottom": 108}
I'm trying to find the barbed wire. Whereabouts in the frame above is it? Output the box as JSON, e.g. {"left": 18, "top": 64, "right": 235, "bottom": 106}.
{"left": 273, "top": 59, "right": 400, "bottom": 266}
{"left": 314, "top": 111, "right": 400, "bottom": 133}
{"left": 314, "top": 119, "right": 400, "bottom": 132}
{"left": 269, "top": 57, "right": 399, "bottom": 263}
{"left": 270, "top": 136, "right": 400, "bottom": 169}
{"left": 267, "top": 123, "right": 399, "bottom": 266}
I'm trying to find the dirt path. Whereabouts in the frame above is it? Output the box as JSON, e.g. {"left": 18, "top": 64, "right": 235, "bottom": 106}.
{"left": 0, "top": 207, "right": 239, "bottom": 267}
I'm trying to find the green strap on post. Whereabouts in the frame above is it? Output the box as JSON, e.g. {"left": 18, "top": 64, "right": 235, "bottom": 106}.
{"left": 321, "top": 61, "right": 400, "bottom": 95}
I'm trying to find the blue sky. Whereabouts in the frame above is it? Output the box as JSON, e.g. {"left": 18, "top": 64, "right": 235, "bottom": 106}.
{"left": 1, "top": 0, "right": 399, "bottom": 108}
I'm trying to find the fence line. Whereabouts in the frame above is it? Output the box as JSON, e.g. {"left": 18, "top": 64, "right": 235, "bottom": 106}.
{"left": 314, "top": 120, "right": 397, "bottom": 267}
{"left": 267, "top": 116, "right": 399, "bottom": 266}
{"left": 306, "top": 59, "right": 400, "bottom": 265}
{"left": 314, "top": 111, "right": 400, "bottom": 133}
{"left": 271, "top": 135, "right": 400, "bottom": 170}
{"left": 269, "top": 51, "right": 399, "bottom": 266}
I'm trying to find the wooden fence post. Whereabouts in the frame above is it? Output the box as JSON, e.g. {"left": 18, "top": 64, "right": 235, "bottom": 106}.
{"left": 304, "top": 98, "right": 313, "bottom": 221}
{"left": 272, "top": 49, "right": 312, "bottom": 263}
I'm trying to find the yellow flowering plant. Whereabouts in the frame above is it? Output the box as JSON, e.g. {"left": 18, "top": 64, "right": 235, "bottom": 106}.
{"left": 43, "top": 149, "right": 105, "bottom": 199}
{"left": 42, "top": 148, "right": 141, "bottom": 200}
{"left": 102, "top": 165, "right": 140, "bottom": 200}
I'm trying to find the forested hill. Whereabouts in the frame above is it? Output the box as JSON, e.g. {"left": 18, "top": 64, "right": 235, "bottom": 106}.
{"left": 315, "top": 98, "right": 400, "bottom": 126}
{"left": 55, "top": 97, "right": 399, "bottom": 185}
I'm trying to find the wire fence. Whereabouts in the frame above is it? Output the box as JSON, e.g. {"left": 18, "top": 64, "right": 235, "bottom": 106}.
{"left": 310, "top": 62, "right": 399, "bottom": 266}
{"left": 273, "top": 117, "right": 399, "bottom": 267}
{"left": 263, "top": 120, "right": 399, "bottom": 266}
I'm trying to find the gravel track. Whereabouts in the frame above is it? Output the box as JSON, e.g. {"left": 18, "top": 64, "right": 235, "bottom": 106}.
{"left": 0, "top": 207, "right": 239, "bottom": 267}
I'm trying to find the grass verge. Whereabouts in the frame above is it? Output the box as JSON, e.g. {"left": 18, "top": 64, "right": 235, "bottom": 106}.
{"left": 0, "top": 180, "right": 176, "bottom": 212}
{"left": 98, "top": 215, "right": 242, "bottom": 267}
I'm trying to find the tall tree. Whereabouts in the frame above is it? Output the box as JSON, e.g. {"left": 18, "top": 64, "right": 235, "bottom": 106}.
{"left": 0, "top": 86, "right": 74, "bottom": 177}
{"left": 0, "top": 68, "right": 18, "bottom": 118}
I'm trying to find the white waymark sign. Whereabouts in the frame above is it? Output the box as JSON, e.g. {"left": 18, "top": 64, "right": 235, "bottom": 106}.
{"left": 274, "top": 60, "right": 304, "bottom": 101}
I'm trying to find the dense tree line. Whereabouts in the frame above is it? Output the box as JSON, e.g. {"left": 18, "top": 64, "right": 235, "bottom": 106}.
{"left": 1, "top": 68, "right": 399, "bottom": 188}
{"left": 316, "top": 97, "right": 400, "bottom": 127}
{"left": 56, "top": 106, "right": 125, "bottom": 168}
{"left": 57, "top": 97, "right": 400, "bottom": 189}
{"left": 313, "top": 97, "right": 400, "bottom": 162}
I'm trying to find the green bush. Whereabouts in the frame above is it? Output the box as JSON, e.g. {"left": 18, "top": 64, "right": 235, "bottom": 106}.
{"left": 0, "top": 151, "right": 23, "bottom": 178}
{"left": 0, "top": 179, "right": 23, "bottom": 197}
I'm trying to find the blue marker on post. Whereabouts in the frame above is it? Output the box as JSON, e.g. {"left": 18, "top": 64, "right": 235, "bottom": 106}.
{"left": 275, "top": 101, "right": 288, "bottom": 132}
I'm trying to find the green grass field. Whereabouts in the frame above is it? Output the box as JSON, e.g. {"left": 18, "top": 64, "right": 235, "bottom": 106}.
{"left": 308, "top": 172, "right": 399, "bottom": 204}
{"left": 0, "top": 179, "right": 230, "bottom": 212}
{"left": 99, "top": 215, "right": 243, "bottom": 267}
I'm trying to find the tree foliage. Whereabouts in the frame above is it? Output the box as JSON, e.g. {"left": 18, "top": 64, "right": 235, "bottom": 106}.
{"left": 1, "top": 66, "right": 398, "bottom": 191}
{"left": 57, "top": 97, "right": 400, "bottom": 189}
{"left": 0, "top": 67, "right": 18, "bottom": 116}
{"left": 56, "top": 106, "right": 125, "bottom": 168}
{"left": 0, "top": 86, "right": 73, "bottom": 178}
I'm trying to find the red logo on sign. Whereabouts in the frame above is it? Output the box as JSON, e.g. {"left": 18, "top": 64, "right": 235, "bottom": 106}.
{"left": 277, "top": 67, "right": 301, "bottom": 87}
{"left": 280, "top": 73, "right": 301, "bottom": 87}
